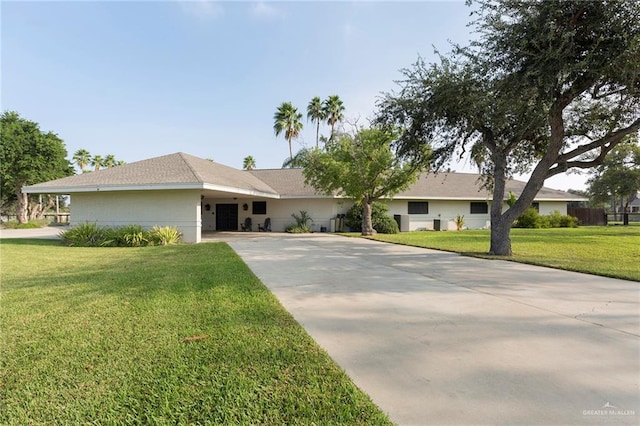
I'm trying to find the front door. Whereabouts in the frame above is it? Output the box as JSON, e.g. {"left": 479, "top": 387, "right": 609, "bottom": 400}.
{"left": 216, "top": 204, "right": 238, "bottom": 231}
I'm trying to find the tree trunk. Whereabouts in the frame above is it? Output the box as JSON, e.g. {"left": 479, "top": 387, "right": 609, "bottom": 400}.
{"left": 489, "top": 152, "right": 513, "bottom": 255}
{"left": 316, "top": 120, "right": 320, "bottom": 148}
{"left": 361, "top": 200, "right": 376, "bottom": 236}
{"left": 490, "top": 216, "right": 512, "bottom": 256}
{"left": 15, "top": 190, "right": 28, "bottom": 224}
{"left": 287, "top": 136, "right": 293, "bottom": 162}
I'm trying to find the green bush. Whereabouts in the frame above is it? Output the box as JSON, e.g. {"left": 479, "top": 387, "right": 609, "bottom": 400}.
{"left": 345, "top": 202, "right": 399, "bottom": 234}
{"left": 60, "top": 222, "right": 112, "bottom": 246}
{"left": 148, "top": 225, "right": 182, "bottom": 245}
{"left": 514, "top": 209, "right": 578, "bottom": 229}
{"left": 285, "top": 211, "right": 313, "bottom": 233}
{"left": 61, "top": 223, "right": 183, "bottom": 247}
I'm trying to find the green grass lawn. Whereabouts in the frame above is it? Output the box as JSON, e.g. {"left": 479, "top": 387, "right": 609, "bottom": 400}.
{"left": 365, "top": 225, "right": 640, "bottom": 281}
{"left": 0, "top": 239, "right": 391, "bottom": 425}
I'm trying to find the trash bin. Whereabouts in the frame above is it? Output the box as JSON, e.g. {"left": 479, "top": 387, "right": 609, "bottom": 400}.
{"left": 433, "top": 219, "right": 441, "bottom": 231}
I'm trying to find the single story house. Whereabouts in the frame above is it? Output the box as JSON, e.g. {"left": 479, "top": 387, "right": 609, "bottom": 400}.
{"left": 23, "top": 152, "right": 585, "bottom": 243}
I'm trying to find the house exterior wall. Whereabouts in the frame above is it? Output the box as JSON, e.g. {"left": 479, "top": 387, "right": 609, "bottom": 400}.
{"left": 387, "top": 199, "right": 568, "bottom": 230}
{"left": 387, "top": 200, "right": 491, "bottom": 230}
{"left": 538, "top": 201, "right": 568, "bottom": 215}
{"left": 70, "top": 190, "right": 202, "bottom": 243}
{"left": 202, "top": 197, "right": 352, "bottom": 232}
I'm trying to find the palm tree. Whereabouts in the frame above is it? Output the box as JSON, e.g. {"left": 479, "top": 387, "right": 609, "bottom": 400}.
{"left": 282, "top": 147, "right": 311, "bottom": 169}
{"left": 90, "top": 155, "right": 104, "bottom": 171}
{"left": 72, "top": 149, "right": 91, "bottom": 173}
{"left": 323, "top": 95, "right": 345, "bottom": 140}
{"left": 307, "top": 96, "right": 326, "bottom": 148}
{"left": 273, "top": 102, "right": 303, "bottom": 161}
{"left": 243, "top": 155, "right": 256, "bottom": 170}
{"left": 103, "top": 154, "right": 117, "bottom": 168}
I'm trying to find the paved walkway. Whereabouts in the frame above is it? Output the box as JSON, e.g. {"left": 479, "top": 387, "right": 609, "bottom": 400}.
{"left": 227, "top": 233, "right": 639, "bottom": 425}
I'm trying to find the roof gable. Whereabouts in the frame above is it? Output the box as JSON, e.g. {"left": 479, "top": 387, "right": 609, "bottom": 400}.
{"left": 23, "top": 152, "right": 278, "bottom": 196}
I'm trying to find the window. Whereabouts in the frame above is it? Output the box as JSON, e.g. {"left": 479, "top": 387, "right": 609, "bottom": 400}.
{"left": 252, "top": 201, "right": 267, "bottom": 215}
{"left": 470, "top": 202, "right": 488, "bottom": 214}
{"left": 531, "top": 202, "right": 540, "bottom": 212}
{"left": 408, "top": 201, "right": 429, "bottom": 214}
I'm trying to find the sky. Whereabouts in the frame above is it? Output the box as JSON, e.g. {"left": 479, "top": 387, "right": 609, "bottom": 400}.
{"left": 2, "top": 0, "right": 588, "bottom": 191}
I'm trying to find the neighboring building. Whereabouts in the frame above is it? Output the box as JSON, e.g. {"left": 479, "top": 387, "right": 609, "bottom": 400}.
{"left": 23, "top": 152, "right": 585, "bottom": 242}
{"left": 630, "top": 192, "right": 640, "bottom": 213}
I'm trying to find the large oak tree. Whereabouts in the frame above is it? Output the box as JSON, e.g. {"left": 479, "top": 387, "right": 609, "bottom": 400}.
{"left": 377, "top": 0, "right": 640, "bottom": 255}
{"left": 0, "top": 111, "right": 73, "bottom": 223}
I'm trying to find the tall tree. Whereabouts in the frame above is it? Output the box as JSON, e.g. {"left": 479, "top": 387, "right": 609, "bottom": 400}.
{"left": 587, "top": 137, "right": 640, "bottom": 216}
{"left": 90, "top": 155, "right": 104, "bottom": 171}
{"left": 377, "top": 0, "right": 640, "bottom": 255}
{"left": 72, "top": 149, "right": 91, "bottom": 173}
{"left": 273, "top": 102, "right": 303, "bottom": 161}
{"left": 243, "top": 155, "right": 256, "bottom": 170}
{"left": 303, "top": 127, "right": 430, "bottom": 235}
{"left": 282, "top": 148, "right": 311, "bottom": 169}
{"left": 307, "top": 96, "right": 327, "bottom": 148}
{"left": 0, "top": 111, "right": 73, "bottom": 223}
{"left": 323, "top": 95, "right": 345, "bottom": 140}
{"left": 103, "top": 154, "right": 118, "bottom": 168}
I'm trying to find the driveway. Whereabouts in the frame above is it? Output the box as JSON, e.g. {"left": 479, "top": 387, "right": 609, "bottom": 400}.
{"left": 227, "top": 233, "right": 639, "bottom": 425}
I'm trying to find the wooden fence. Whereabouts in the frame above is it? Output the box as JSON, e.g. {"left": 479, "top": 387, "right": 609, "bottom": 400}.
{"left": 567, "top": 207, "right": 607, "bottom": 225}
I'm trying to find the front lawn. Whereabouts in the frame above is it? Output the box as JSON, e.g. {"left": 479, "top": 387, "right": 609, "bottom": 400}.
{"left": 0, "top": 239, "right": 391, "bottom": 425}
{"left": 365, "top": 226, "right": 640, "bottom": 281}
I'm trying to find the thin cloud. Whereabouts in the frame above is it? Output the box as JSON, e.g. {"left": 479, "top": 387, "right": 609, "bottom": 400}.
{"left": 178, "top": 0, "right": 224, "bottom": 20}
{"left": 249, "top": 1, "right": 281, "bottom": 20}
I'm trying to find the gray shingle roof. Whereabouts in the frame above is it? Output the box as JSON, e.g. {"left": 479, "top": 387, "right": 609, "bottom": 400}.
{"left": 251, "top": 168, "right": 582, "bottom": 201}
{"left": 23, "top": 152, "right": 583, "bottom": 201}
{"left": 23, "top": 152, "right": 278, "bottom": 195}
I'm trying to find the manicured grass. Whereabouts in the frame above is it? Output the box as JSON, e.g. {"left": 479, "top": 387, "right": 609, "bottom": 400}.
{"left": 0, "top": 239, "right": 391, "bottom": 425}
{"left": 363, "top": 226, "right": 640, "bottom": 281}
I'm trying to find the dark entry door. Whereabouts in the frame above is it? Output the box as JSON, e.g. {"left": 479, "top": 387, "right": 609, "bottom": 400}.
{"left": 216, "top": 204, "right": 238, "bottom": 231}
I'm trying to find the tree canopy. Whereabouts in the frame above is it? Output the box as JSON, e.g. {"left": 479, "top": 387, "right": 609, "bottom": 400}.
{"left": 376, "top": 0, "right": 640, "bottom": 255}
{"left": 274, "top": 102, "right": 303, "bottom": 161}
{"left": 0, "top": 111, "right": 73, "bottom": 222}
{"left": 303, "top": 127, "right": 429, "bottom": 235}
{"left": 587, "top": 136, "right": 640, "bottom": 212}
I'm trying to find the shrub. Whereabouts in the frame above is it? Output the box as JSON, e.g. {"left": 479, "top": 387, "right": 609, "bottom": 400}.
{"left": 117, "top": 225, "right": 148, "bottom": 247}
{"left": 454, "top": 214, "right": 465, "bottom": 231}
{"left": 285, "top": 211, "right": 313, "bottom": 233}
{"left": 345, "top": 202, "right": 398, "bottom": 234}
{"left": 374, "top": 214, "right": 399, "bottom": 234}
{"left": 60, "top": 222, "right": 112, "bottom": 246}
{"left": 514, "top": 209, "right": 579, "bottom": 229}
{"left": 148, "top": 226, "right": 182, "bottom": 245}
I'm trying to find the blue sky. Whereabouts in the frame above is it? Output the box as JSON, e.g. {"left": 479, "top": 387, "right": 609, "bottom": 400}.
{"left": 3, "top": 0, "right": 586, "bottom": 190}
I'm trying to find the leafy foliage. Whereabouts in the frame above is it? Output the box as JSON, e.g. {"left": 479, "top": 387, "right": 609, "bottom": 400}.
{"left": 274, "top": 102, "right": 304, "bottom": 161}
{"left": 376, "top": 0, "right": 640, "bottom": 255}
{"left": 323, "top": 95, "right": 345, "bottom": 139}
{"left": 242, "top": 155, "right": 256, "bottom": 170}
{"left": 303, "top": 127, "right": 429, "bottom": 235}
{"left": 0, "top": 111, "right": 74, "bottom": 223}
{"left": 587, "top": 136, "right": 640, "bottom": 211}
{"left": 514, "top": 209, "right": 578, "bottom": 229}
{"left": 60, "top": 223, "right": 182, "bottom": 247}
{"left": 285, "top": 211, "right": 313, "bottom": 233}
{"left": 345, "top": 202, "right": 399, "bottom": 234}
{"left": 148, "top": 225, "right": 183, "bottom": 245}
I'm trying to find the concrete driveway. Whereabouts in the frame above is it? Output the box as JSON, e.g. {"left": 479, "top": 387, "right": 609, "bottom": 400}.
{"left": 227, "top": 233, "right": 639, "bottom": 425}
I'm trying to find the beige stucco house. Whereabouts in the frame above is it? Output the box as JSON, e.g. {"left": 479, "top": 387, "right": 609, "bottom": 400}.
{"left": 23, "top": 152, "right": 584, "bottom": 242}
